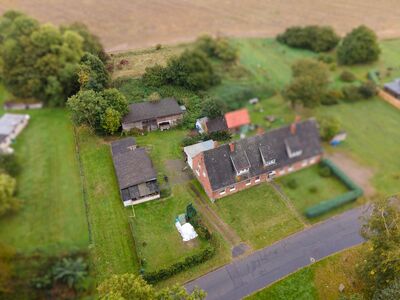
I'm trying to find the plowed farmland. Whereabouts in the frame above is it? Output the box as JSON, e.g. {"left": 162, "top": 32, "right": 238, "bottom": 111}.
{"left": 1, "top": 0, "right": 399, "bottom": 52}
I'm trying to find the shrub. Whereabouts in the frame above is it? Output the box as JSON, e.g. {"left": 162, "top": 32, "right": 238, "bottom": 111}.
{"left": 287, "top": 178, "right": 298, "bottom": 189}
{"left": 321, "top": 90, "right": 342, "bottom": 105}
{"left": 201, "top": 98, "right": 226, "bottom": 119}
{"left": 143, "top": 245, "right": 216, "bottom": 283}
{"left": 142, "top": 64, "right": 167, "bottom": 87}
{"left": 342, "top": 85, "right": 363, "bottom": 102}
{"left": 208, "top": 130, "right": 231, "bottom": 142}
{"left": 277, "top": 25, "right": 340, "bottom": 52}
{"left": 337, "top": 25, "right": 380, "bottom": 65}
{"left": 358, "top": 81, "right": 377, "bottom": 98}
{"left": 0, "top": 154, "right": 21, "bottom": 176}
{"left": 340, "top": 70, "right": 356, "bottom": 82}
{"left": 195, "top": 35, "right": 238, "bottom": 62}
{"left": 319, "top": 116, "right": 341, "bottom": 141}
{"left": 309, "top": 186, "right": 318, "bottom": 194}
{"left": 318, "top": 165, "right": 332, "bottom": 177}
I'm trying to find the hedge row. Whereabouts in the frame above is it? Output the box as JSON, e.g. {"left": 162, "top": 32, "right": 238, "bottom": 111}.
{"left": 143, "top": 245, "right": 216, "bottom": 284}
{"left": 305, "top": 159, "right": 363, "bottom": 218}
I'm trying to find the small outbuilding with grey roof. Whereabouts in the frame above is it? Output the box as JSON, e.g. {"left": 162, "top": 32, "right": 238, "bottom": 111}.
{"left": 111, "top": 137, "right": 160, "bottom": 206}
{"left": 122, "top": 98, "right": 184, "bottom": 132}
{"left": 384, "top": 78, "right": 400, "bottom": 99}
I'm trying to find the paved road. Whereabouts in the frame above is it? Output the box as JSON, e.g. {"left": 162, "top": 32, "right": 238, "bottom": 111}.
{"left": 186, "top": 205, "right": 370, "bottom": 300}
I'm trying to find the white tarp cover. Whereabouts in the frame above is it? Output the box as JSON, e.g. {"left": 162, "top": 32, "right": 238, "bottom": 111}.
{"left": 175, "top": 221, "right": 198, "bottom": 242}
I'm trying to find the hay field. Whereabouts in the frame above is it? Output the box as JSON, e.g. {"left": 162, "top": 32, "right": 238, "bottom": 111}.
{"left": 0, "top": 0, "right": 400, "bottom": 52}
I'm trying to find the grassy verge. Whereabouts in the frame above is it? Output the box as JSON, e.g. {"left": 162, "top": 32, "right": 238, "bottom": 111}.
{"left": 213, "top": 184, "right": 304, "bottom": 249}
{"left": 0, "top": 109, "right": 88, "bottom": 255}
{"left": 76, "top": 127, "right": 138, "bottom": 281}
{"left": 246, "top": 245, "right": 365, "bottom": 300}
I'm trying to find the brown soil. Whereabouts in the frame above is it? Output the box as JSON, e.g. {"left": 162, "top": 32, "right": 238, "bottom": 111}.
{"left": 327, "top": 152, "right": 376, "bottom": 198}
{"left": 1, "top": 1, "right": 400, "bottom": 52}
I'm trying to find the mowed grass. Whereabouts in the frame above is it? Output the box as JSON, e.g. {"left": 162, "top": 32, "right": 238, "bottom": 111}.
{"left": 246, "top": 245, "right": 365, "bottom": 300}
{"left": 76, "top": 127, "right": 138, "bottom": 281}
{"left": 278, "top": 165, "right": 354, "bottom": 222}
{"left": 0, "top": 109, "right": 89, "bottom": 254}
{"left": 214, "top": 184, "right": 304, "bottom": 249}
{"left": 315, "top": 99, "right": 400, "bottom": 196}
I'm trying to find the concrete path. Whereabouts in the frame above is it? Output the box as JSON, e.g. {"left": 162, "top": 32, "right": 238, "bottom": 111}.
{"left": 186, "top": 205, "right": 370, "bottom": 300}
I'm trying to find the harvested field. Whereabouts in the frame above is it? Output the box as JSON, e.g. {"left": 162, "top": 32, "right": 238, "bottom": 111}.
{"left": 1, "top": 1, "right": 400, "bottom": 52}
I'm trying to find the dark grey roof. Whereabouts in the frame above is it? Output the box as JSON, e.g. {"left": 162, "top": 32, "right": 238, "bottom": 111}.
{"left": 285, "top": 135, "right": 302, "bottom": 153}
{"left": 206, "top": 117, "right": 228, "bottom": 133}
{"left": 230, "top": 143, "right": 251, "bottom": 172}
{"left": 111, "top": 142, "right": 157, "bottom": 190}
{"left": 121, "top": 181, "right": 159, "bottom": 201}
{"left": 123, "top": 98, "right": 183, "bottom": 123}
{"left": 111, "top": 137, "right": 136, "bottom": 155}
{"left": 384, "top": 79, "right": 400, "bottom": 95}
{"left": 203, "top": 119, "right": 323, "bottom": 191}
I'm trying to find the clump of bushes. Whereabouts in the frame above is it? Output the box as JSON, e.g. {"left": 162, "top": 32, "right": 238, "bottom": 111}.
{"left": 143, "top": 49, "right": 220, "bottom": 91}
{"left": 309, "top": 186, "right": 318, "bottom": 194}
{"left": 321, "top": 90, "right": 342, "bottom": 106}
{"left": 0, "top": 154, "right": 20, "bottom": 177}
{"left": 287, "top": 178, "right": 298, "bottom": 189}
{"left": 277, "top": 25, "right": 340, "bottom": 52}
{"left": 318, "top": 165, "right": 332, "bottom": 177}
{"left": 317, "top": 54, "right": 335, "bottom": 64}
{"left": 337, "top": 25, "right": 380, "bottom": 65}
{"left": 342, "top": 81, "right": 377, "bottom": 102}
{"left": 339, "top": 70, "right": 356, "bottom": 82}
{"left": 319, "top": 116, "right": 341, "bottom": 142}
{"left": 195, "top": 35, "right": 238, "bottom": 62}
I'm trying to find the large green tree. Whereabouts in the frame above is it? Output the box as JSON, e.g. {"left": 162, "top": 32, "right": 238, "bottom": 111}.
{"left": 67, "top": 88, "right": 128, "bottom": 134}
{"left": 360, "top": 197, "right": 400, "bottom": 296}
{"left": 97, "top": 273, "right": 205, "bottom": 300}
{"left": 284, "top": 59, "right": 329, "bottom": 107}
{"left": 337, "top": 25, "right": 380, "bottom": 65}
{"left": 0, "top": 173, "right": 20, "bottom": 217}
{"left": 78, "top": 52, "right": 109, "bottom": 91}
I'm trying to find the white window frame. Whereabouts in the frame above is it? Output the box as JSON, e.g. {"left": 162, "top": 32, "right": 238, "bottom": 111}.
{"left": 255, "top": 176, "right": 261, "bottom": 183}
{"left": 195, "top": 169, "right": 200, "bottom": 176}
{"left": 229, "top": 185, "right": 236, "bottom": 192}
{"left": 203, "top": 171, "right": 206, "bottom": 177}
{"left": 288, "top": 166, "right": 294, "bottom": 172}
{"left": 245, "top": 179, "right": 252, "bottom": 186}
{"left": 219, "top": 189, "right": 226, "bottom": 195}
{"left": 310, "top": 158, "right": 316, "bottom": 164}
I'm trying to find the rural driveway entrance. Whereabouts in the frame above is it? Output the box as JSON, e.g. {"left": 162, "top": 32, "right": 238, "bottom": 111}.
{"left": 186, "top": 205, "right": 370, "bottom": 300}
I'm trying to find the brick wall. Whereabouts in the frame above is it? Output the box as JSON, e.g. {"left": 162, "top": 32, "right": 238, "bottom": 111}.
{"left": 196, "top": 154, "right": 322, "bottom": 200}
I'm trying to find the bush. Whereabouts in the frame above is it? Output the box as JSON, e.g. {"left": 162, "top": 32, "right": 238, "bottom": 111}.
{"left": 318, "top": 165, "right": 332, "bottom": 177}
{"left": 143, "top": 245, "right": 215, "bottom": 284}
{"left": 337, "top": 25, "right": 380, "bottom": 65}
{"left": 358, "top": 81, "right": 377, "bottom": 98}
{"left": 207, "top": 131, "right": 231, "bottom": 142}
{"left": 321, "top": 90, "right": 342, "bottom": 105}
{"left": 287, "top": 178, "right": 298, "bottom": 189}
{"left": 340, "top": 70, "right": 356, "bottom": 82}
{"left": 195, "top": 35, "right": 238, "bottom": 62}
{"left": 319, "top": 117, "right": 341, "bottom": 141}
{"left": 309, "top": 186, "right": 318, "bottom": 194}
{"left": 0, "top": 154, "right": 21, "bottom": 176}
{"left": 342, "top": 85, "right": 363, "bottom": 102}
{"left": 277, "top": 25, "right": 340, "bottom": 52}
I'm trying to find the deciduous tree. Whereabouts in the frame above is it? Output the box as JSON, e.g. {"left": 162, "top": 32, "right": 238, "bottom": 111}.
{"left": 0, "top": 173, "right": 20, "bottom": 217}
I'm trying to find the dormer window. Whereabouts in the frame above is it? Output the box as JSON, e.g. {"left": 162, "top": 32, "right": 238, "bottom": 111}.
{"left": 284, "top": 136, "right": 303, "bottom": 159}
{"left": 259, "top": 145, "right": 277, "bottom": 167}
{"left": 229, "top": 145, "right": 251, "bottom": 176}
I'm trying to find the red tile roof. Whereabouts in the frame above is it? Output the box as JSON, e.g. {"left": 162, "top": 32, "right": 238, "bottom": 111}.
{"left": 224, "top": 108, "right": 250, "bottom": 129}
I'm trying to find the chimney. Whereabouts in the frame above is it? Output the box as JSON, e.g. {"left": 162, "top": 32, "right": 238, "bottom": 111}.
{"left": 290, "top": 116, "right": 301, "bottom": 135}
{"left": 229, "top": 142, "right": 235, "bottom": 152}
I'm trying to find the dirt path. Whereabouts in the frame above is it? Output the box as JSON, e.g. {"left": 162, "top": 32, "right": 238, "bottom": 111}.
{"left": 269, "top": 182, "right": 310, "bottom": 227}
{"left": 187, "top": 183, "right": 251, "bottom": 257}
{"left": 327, "top": 152, "right": 376, "bottom": 198}
{"left": 1, "top": 1, "right": 400, "bottom": 51}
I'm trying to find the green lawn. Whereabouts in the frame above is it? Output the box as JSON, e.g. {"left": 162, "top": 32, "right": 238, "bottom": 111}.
{"left": 278, "top": 165, "right": 353, "bottom": 222}
{"left": 131, "top": 184, "right": 210, "bottom": 272}
{"left": 76, "top": 128, "right": 138, "bottom": 281}
{"left": 0, "top": 109, "right": 89, "bottom": 255}
{"left": 213, "top": 184, "right": 304, "bottom": 249}
{"left": 246, "top": 245, "right": 365, "bottom": 300}
{"left": 315, "top": 99, "right": 400, "bottom": 196}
